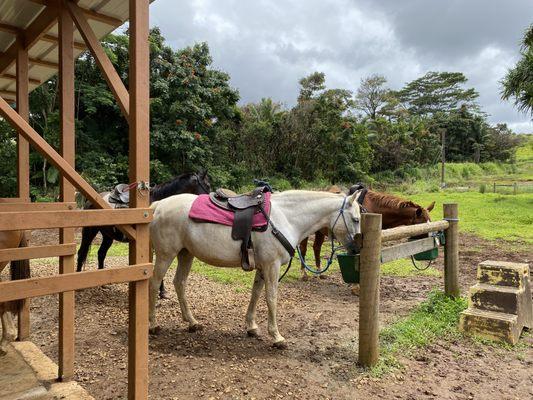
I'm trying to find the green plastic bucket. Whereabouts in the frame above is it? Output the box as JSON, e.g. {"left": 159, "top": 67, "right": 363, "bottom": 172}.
{"left": 337, "top": 253, "right": 360, "bottom": 283}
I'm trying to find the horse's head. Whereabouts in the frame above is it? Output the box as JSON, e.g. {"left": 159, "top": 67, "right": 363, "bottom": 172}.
{"left": 330, "top": 192, "right": 362, "bottom": 254}
{"left": 191, "top": 170, "right": 211, "bottom": 194}
{"left": 412, "top": 201, "right": 435, "bottom": 224}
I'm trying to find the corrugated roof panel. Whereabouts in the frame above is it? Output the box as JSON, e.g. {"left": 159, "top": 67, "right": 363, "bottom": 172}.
{"left": 0, "top": 0, "right": 151, "bottom": 97}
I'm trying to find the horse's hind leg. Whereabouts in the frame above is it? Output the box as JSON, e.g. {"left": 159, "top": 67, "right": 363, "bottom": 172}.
{"left": 173, "top": 250, "right": 200, "bottom": 332}
{"left": 245, "top": 269, "right": 265, "bottom": 337}
{"left": 149, "top": 252, "right": 175, "bottom": 333}
{"left": 97, "top": 234, "right": 114, "bottom": 269}
{"left": 0, "top": 310, "right": 16, "bottom": 356}
{"left": 77, "top": 226, "right": 98, "bottom": 272}
{"left": 313, "top": 230, "right": 327, "bottom": 279}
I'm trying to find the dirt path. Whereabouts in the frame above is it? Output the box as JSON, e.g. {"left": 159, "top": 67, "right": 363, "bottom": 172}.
{"left": 16, "top": 232, "right": 533, "bottom": 399}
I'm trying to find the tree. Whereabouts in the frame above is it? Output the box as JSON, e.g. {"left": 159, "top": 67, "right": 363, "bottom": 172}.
{"left": 298, "top": 72, "right": 326, "bottom": 102}
{"left": 398, "top": 71, "right": 479, "bottom": 116}
{"left": 353, "top": 74, "right": 389, "bottom": 119}
{"left": 501, "top": 24, "right": 533, "bottom": 117}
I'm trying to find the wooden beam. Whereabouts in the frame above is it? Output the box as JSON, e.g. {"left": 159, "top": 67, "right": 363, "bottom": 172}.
{"left": 0, "top": 202, "right": 76, "bottom": 212}
{"left": 0, "top": 263, "right": 153, "bottom": 303}
{"left": 29, "top": 57, "right": 59, "bottom": 69}
{"left": 67, "top": 1, "right": 130, "bottom": 122}
{"left": 0, "top": 90, "right": 16, "bottom": 97}
{"left": 381, "top": 237, "right": 437, "bottom": 264}
{"left": 0, "top": 198, "right": 23, "bottom": 203}
{"left": 128, "top": 1, "right": 151, "bottom": 398}
{"left": 2, "top": 73, "right": 41, "bottom": 85}
{"left": 0, "top": 243, "right": 76, "bottom": 263}
{"left": 0, "top": 208, "right": 152, "bottom": 231}
{"left": 27, "top": 1, "right": 123, "bottom": 26}
{"left": 16, "top": 41, "right": 30, "bottom": 201}
{"left": 381, "top": 220, "right": 449, "bottom": 243}
{"left": 43, "top": 34, "right": 86, "bottom": 50}
{"left": 0, "top": 24, "right": 84, "bottom": 50}
{"left": 0, "top": 22, "right": 21, "bottom": 35}
{"left": 0, "top": 96, "right": 137, "bottom": 240}
{"left": 0, "top": 6, "right": 58, "bottom": 75}
{"left": 58, "top": 5, "right": 76, "bottom": 380}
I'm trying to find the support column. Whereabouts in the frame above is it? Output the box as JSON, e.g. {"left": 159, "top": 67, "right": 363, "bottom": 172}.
{"left": 58, "top": 3, "right": 75, "bottom": 381}
{"left": 444, "top": 203, "right": 460, "bottom": 297}
{"left": 358, "top": 213, "right": 382, "bottom": 367}
{"left": 16, "top": 40, "right": 31, "bottom": 341}
{"left": 128, "top": 0, "right": 150, "bottom": 398}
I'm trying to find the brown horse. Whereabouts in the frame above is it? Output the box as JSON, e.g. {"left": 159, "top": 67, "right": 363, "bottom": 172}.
{"left": 0, "top": 230, "right": 30, "bottom": 356}
{"left": 299, "top": 186, "right": 435, "bottom": 279}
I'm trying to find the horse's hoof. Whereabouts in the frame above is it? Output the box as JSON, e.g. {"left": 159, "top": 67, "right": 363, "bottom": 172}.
{"left": 301, "top": 275, "right": 309, "bottom": 282}
{"left": 149, "top": 326, "right": 162, "bottom": 335}
{"left": 318, "top": 274, "right": 327, "bottom": 280}
{"left": 188, "top": 324, "right": 203, "bottom": 333}
{"left": 0, "top": 347, "right": 7, "bottom": 357}
{"left": 247, "top": 329, "right": 259, "bottom": 338}
{"left": 351, "top": 286, "right": 360, "bottom": 296}
{"left": 272, "top": 340, "right": 288, "bottom": 350}
{"left": 159, "top": 291, "right": 171, "bottom": 300}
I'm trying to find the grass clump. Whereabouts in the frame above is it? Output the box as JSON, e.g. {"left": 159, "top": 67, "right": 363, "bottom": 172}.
{"left": 370, "top": 291, "right": 467, "bottom": 376}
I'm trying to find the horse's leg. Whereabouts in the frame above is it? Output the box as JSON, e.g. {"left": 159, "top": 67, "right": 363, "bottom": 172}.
{"left": 245, "top": 269, "right": 265, "bottom": 337}
{"left": 0, "top": 310, "right": 16, "bottom": 356}
{"left": 159, "top": 281, "right": 169, "bottom": 300}
{"left": 173, "top": 250, "right": 201, "bottom": 332}
{"left": 313, "top": 230, "right": 327, "bottom": 279}
{"left": 149, "top": 252, "right": 175, "bottom": 334}
{"left": 263, "top": 263, "right": 286, "bottom": 348}
{"left": 77, "top": 226, "right": 98, "bottom": 272}
{"left": 97, "top": 233, "right": 114, "bottom": 269}
{"left": 299, "top": 237, "right": 309, "bottom": 281}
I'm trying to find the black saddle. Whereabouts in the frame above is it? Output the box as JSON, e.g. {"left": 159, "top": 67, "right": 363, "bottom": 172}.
{"left": 108, "top": 184, "right": 130, "bottom": 208}
{"left": 209, "top": 187, "right": 268, "bottom": 271}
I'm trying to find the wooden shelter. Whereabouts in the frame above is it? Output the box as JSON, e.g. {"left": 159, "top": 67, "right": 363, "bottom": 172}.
{"left": 0, "top": 1, "right": 154, "bottom": 398}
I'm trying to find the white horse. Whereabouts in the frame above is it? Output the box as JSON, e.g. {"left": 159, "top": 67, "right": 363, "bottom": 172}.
{"left": 149, "top": 190, "right": 361, "bottom": 348}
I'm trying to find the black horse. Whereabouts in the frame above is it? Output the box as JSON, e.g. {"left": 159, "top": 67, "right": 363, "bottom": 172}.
{"left": 76, "top": 171, "right": 211, "bottom": 298}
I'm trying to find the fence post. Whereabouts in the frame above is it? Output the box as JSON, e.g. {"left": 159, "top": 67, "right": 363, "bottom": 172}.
{"left": 358, "top": 213, "right": 382, "bottom": 367}
{"left": 513, "top": 182, "right": 517, "bottom": 195}
{"left": 443, "top": 203, "right": 460, "bottom": 297}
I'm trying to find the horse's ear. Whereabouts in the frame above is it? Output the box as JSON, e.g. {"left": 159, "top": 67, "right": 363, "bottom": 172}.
{"left": 348, "top": 191, "right": 358, "bottom": 205}
{"left": 426, "top": 201, "right": 435, "bottom": 212}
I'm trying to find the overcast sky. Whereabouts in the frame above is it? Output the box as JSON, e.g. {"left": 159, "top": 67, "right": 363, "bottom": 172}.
{"left": 150, "top": 0, "right": 533, "bottom": 133}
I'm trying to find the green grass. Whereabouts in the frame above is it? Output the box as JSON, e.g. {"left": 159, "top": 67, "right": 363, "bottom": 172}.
{"left": 381, "top": 258, "right": 440, "bottom": 277}
{"left": 370, "top": 291, "right": 468, "bottom": 376}
{"left": 405, "top": 191, "right": 533, "bottom": 247}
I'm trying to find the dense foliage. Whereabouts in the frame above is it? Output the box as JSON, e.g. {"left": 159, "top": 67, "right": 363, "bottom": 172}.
{"left": 0, "top": 28, "right": 524, "bottom": 197}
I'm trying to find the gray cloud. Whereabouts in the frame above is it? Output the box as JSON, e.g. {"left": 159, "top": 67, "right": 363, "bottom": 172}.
{"left": 151, "top": 0, "right": 533, "bottom": 132}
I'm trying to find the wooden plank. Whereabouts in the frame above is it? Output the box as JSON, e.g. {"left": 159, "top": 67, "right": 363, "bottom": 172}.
{"left": 128, "top": 1, "right": 151, "bottom": 398}
{"left": 358, "top": 213, "right": 382, "bottom": 367}
{"left": 0, "top": 198, "right": 23, "bottom": 203}
{"left": 0, "top": 202, "right": 76, "bottom": 212}
{"left": 0, "top": 243, "right": 76, "bottom": 263}
{"left": 0, "top": 208, "right": 152, "bottom": 231}
{"left": 27, "top": 1, "right": 124, "bottom": 26}
{"left": 67, "top": 2, "right": 130, "bottom": 122}
{"left": 381, "top": 220, "right": 449, "bottom": 243}
{"left": 0, "top": 264, "right": 153, "bottom": 303}
{"left": 0, "top": 97, "right": 137, "bottom": 240}
{"left": 3, "top": 73, "right": 41, "bottom": 85}
{"left": 58, "top": 7, "right": 76, "bottom": 380}
{"left": 381, "top": 237, "right": 437, "bottom": 264}
{"left": 444, "top": 204, "right": 460, "bottom": 297}
{"left": 42, "top": 34, "right": 86, "bottom": 50}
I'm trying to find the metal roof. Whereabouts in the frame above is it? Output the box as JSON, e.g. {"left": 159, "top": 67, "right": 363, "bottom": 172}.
{"left": 0, "top": 0, "right": 143, "bottom": 101}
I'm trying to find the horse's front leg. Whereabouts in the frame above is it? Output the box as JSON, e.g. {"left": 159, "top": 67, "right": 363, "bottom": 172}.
{"left": 299, "top": 237, "right": 309, "bottom": 281}
{"left": 174, "top": 250, "right": 201, "bottom": 332}
{"left": 263, "top": 263, "right": 286, "bottom": 348}
{"left": 245, "top": 269, "right": 265, "bottom": 337}
{"left": 149, "top": 253, "right": 175, "bottom": 334}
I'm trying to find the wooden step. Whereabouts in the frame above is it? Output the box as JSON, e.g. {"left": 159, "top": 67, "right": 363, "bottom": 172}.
{"left": 459, "top": 308, "right": 521, "bottom": 344}
{"left": 469, "top": 283, "right": 522, "bottom": 314}
{"left": 478, "top": 260, "right": 529, "bottom": 288}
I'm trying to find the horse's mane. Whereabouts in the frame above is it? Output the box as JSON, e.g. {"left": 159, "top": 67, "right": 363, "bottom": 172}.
{"left": 366, "top": 190, "right": 421, "bottom": 209}
{"left": 150, "top": 172, "right": 197, "bottom": 201}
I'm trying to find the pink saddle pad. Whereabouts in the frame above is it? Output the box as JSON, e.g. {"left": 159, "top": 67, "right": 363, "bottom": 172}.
{"left": 189, "top": 192, "right": 271, "bottom": 228}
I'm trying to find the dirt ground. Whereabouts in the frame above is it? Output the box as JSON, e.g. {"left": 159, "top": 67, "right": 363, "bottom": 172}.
{"left": 12, "top": 231, "right": 533, "bottom": 399}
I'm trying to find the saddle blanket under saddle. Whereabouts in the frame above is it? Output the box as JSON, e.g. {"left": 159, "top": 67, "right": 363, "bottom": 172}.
{"left": 188, "top": 192, "right": 271, "bottom": 229}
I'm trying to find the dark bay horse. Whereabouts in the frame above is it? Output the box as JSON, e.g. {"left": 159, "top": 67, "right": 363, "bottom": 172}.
{"left": 76, "top": 171, "right": 211, "bottom": 298}
{"left": 299, "top": 186, "right": 435, "bottom": 279}
{"left": 1, "top": 230, "right": 30, "bottom": 356}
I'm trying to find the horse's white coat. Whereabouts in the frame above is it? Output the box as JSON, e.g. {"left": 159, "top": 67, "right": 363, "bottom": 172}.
{"left": 149, "top": 190, "right": 361, "bottom": 346}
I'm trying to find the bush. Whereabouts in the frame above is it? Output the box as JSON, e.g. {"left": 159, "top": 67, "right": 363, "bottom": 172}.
{"left": 479, "top": 183, "right": 486, "bottom": 193}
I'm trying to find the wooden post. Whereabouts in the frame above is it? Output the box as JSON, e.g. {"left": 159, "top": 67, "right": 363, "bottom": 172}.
{"left": 513, "top": 182, "right": 517, "bottom": 195}
{"left": 443, "top": 203, "right": 460, "bottom": 297}
{"left": 493, "top": 182, "right": 496, "bottom": 193}
{"left": 128, "top": 0, "right": 150, "bottom": 398}
{"left": 358, "top": 213, "right": 382, "bottom": 367}
{"left": 16, "top": 39, "right": 31, "bottom": 341}
{"left": 58, "top": 4, "right": 75, "bottom": 381}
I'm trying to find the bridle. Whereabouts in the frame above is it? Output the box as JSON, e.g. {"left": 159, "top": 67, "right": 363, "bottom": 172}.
{"left": 194, "top": 173, "right": 211, "bottom": 194}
